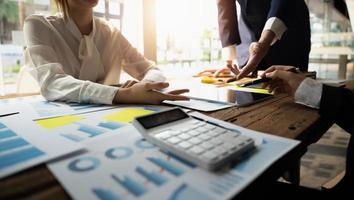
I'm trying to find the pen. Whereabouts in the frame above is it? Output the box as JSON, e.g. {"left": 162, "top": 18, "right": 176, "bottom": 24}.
{"left": 0, "top": 112, "right": 19, "bottom": 118}
{"left": 226, "top": 67, "right": 301, "bottom": 84}
{"left": 240, "top": 77, "right": 272, "bottom": 87}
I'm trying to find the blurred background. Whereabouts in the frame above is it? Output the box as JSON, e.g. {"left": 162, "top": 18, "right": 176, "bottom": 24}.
{"left": 0, "top": 0, "right": 353, "bottom": 94}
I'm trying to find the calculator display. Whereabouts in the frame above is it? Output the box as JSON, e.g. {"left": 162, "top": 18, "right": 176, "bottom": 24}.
{"left": 136, "top": 108, "right": 189, "bottom": 129}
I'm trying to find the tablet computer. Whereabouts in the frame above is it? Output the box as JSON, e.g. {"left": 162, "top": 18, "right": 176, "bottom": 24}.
{"left": 186, "top": 87, "right": 273, "bottom": 107}
{"left": 218, "top": 89, "right": 273, "bottom": 106}
{"left": 164, "top": 83, "right": 273, "bottom": 111}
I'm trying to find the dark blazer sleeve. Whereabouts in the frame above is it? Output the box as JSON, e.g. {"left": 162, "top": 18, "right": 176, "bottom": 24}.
{"left": 319, "top": 85, "right": 354, "bottom": 134}
{"left": 217, "top": 0, "right": 241, "bottom": 48}
{"left": 267, "top": 0, "right": 296, "bottom": 28}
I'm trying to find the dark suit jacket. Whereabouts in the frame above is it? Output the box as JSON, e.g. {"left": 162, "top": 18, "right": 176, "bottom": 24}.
{"left": 217, "top": 0, "right": 311, "bottom": 71}
{"left": 319, "top": 85, "right": 354, "bottom": 192}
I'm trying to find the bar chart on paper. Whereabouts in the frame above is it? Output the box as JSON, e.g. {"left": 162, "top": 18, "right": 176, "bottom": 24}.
{"left": 47, "top": 126, "right": 217, "bottom": 200}
{"left": 0, "top": 122, "right": 45, "bottom": 171}
{"left": 0, "top": 116, "right": 82, "bottom": 178}
{"left": 64, "top": 151, "right": 189, "bottom": 199}
{"left": 135, "top": 166, "right": 168, "bottom": 186}
{"left": 52, "top": 120, "right": 297, "bottom": 200}
{"left": 92, "top": 188, "right": 122, "bottom": 200}
{"left": 169, "top": 183, "right": 213, "bottom": 200}
{"left": 65, "top": 154, "right": 176, "bottom": 199}
{"left": 35, "top": 115, "right": 125, "bottom": 142}
{"left": 90, "top": 183, "right": 212, "bottom": 200}
{"left": 88, "top": 153, "right": 189, "bottom": 200}
{"left": 57, "top": 142, "right": 220, "bottom": 200}
{"left": 147, "top": 157, "right": 185, "bottom": 176}
{"left": 36, "top": 107, "right": 160, "bottom": 142}
{"left": 49, "top": 125, "right": 280, "bottom": 200}
{"left": 60, "top": 121, "right": 125, "bottom": 142}
{"left": 48, "top": 115, "right": 301, "bottom": 200}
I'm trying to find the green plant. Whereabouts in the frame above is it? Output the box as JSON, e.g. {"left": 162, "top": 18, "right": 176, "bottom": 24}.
{"left": 0, "top": 1, "right": 19, "bottom": 23}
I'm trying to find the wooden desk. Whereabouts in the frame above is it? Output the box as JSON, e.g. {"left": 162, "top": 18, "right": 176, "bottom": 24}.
{"left": 0, "top": 94, "right": 332, "bottom": 199}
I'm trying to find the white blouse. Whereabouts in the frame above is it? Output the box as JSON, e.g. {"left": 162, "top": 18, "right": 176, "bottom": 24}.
{"left": 24, "top": 14, "right": 165, "bottom": 105}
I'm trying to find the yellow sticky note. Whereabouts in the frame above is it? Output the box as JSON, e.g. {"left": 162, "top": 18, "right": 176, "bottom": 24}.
{"left": 231, "top": 77, "right": 255, "bottom": 85}
{"left": 201, "top": 76, "right": 216, "bottom": 84}
{"left": 36, "top": 115, "right": 84, "bottom": 129}
{"left": 103, "top": 108, "right": 155, "bottom": 123}
{"left": 229, "top": 85, "right": 271, "bottom": 94}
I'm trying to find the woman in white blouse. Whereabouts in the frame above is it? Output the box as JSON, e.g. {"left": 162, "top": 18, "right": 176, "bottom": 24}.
{"left": 24, "top": 0, "right": 189, "bottom": 105}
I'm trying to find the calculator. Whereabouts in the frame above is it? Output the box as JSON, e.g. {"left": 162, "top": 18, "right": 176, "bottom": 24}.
{"left": 132, "top": 108, "right": 255, "bottom": 170}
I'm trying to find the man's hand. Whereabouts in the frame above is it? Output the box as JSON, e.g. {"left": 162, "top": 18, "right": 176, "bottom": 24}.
{"left": 261, "top": 65, "right": 306, "bottom": 95}
{"left": 197, "top": 67, "right": 230, "bottom": 77}
{"left": 225, "top": 60, "right": 240, "bottom": 76}
{"left": 236, "top": 30, "right": 275, "bottom": 80}
{"left": 237, "top": 41, "right": 269, "bottom": 79}
{"left": 197, "top": 60, "right": 240, "bottom": 78}
{"left": 114, "top": 82, "right": 189, "bottom": 104}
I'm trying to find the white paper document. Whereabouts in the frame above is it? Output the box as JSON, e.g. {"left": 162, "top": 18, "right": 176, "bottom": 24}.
{"left": 164, "top": 98, "right": 234, "bottom": 112}
{"left": 0, "top": 95, "right": 117, "bottom": 120}
{"left": 0, "top": 114, "right": 83, "bottom": 178}
{"left": 48, "top": 114, "right": 299, "bottom": 200}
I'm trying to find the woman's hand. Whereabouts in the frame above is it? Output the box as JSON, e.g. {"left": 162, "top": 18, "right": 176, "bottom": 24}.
{"left": 114, "top": 82, "right": 190, "bottom": 104}
{"left": 120, "top": 80, "right": 138, "bottom": 88}
{"left": 261, "top": 65, "right": 306, "bottom": 95}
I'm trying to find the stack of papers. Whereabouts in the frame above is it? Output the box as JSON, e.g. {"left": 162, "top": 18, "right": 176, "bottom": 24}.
{"left": 0, "top": 95, "right": 166, "bottom": 178}
{"left": 0, "top": 94, "right": 300, "bottom": 200}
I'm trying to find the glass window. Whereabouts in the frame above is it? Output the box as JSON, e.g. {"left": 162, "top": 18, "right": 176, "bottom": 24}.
{"left": 0, "top": 0, "right": 55, "bottom": 95}
{"left": 306, "top": 0, "right": 354, "bottom": 79}
{"left": 155, "top": 0, "right": 223, "bottom": 77}
{"left": 0, "top": 0, "right": 128, "bottom": 95}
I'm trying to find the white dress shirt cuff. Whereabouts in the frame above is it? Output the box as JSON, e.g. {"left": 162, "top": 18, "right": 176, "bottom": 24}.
{"left": 294, "top": 78, "right": 323, "bottom": 109}
{"left": 263, "top": 17, "right": 287, "bottom": 45}
{"left": 222, "top": 45, "right": 237, "bottom": 61}
{"left": 142, "top": 69, "right": 166, "bottom": 82}
{"left": 81, "top": 81, "right": 119, "bottom": 105}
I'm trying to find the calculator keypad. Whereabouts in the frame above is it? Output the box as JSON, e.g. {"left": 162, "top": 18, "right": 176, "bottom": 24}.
{"left": 153, "top": 119, "right": 255, "bottom": 165}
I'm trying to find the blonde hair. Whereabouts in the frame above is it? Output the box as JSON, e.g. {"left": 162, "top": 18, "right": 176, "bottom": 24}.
{"left": 55, "top": 0, "right": 70, "bottom": 21}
